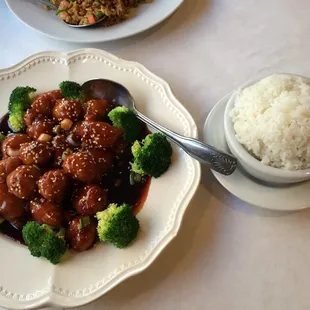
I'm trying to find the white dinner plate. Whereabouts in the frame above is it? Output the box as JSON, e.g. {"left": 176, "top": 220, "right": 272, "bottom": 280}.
{"left": 5, "top": 0, "right": 183, "bottom": 43}
{"left": 0, "top": 49, "right": 200, "bottom": 309}
{"left": 203, "top": 95, "right": 310, "bottom": 211}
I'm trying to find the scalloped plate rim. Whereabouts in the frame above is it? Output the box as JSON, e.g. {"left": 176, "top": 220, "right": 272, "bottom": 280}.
{"left": 0, "top": 49, "right": 201, "bottom": 309}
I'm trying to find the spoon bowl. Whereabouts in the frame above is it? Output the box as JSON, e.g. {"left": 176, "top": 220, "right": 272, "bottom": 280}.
{"left": 82, "top": 79, "right": 238, "bottom": 176}
{"left": 82, "top": 79, "right": 134, "bottom": 107}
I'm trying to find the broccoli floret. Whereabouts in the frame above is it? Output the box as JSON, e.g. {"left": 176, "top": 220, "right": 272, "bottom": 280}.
{"left": 59, "top": 81, "right": 83, "bottom": 100}
{"left": 40, "top": 233, "right": 67, "bottom": 265}
{"left": 8, "top": 86, "right": 36, "bottom": 132}
{"left": 9, "top": 105, "right": 25, "bottom": 132}
{"left": 9, "top": 86, "right": 36, "bottom": 112}
{"left": 108, "top": 106, "right": 141, "bottom": 142}
{"left": 22, "top": 222, "right": 67, "bottom": 265}
{"left": 131, "top": 133, "right": 172, "bottom": 178}
{"left": 96, "top": 203, "right": 139, "bottom": 249}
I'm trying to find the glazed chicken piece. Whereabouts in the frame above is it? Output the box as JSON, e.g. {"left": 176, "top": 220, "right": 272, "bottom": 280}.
{"left": 62, "top": 151, "right": 103, "bottom": 183}
{"left": 30, "top": 196, "right": 63, "bottom": 228}
{"left": 6, "top": 165, "right": 41, "bottom": 199}
{"left": 0, "top": 157, "right": 22, "bottom": 183}
{"left": 24, "top": 109, "right": 39, "bottom": 127}
{"left": 0, "top": 183, "right": 25, "bottom": 220}
{"left": 19, "top": 141, "right": 53, "bottom": 166}
{"left": 81, "top": 121, "right": 123, "bottom": 149}
{"left": 87, "top": 149, "right": 113, "bottom": 174}
{"left": 25, "top": 90, "right": 63, "bottom": 126}
{"left": 38, "top": 170, "right": 70, "bottom": 202}
{"left": 66, "top": 215, "right": 97, "bottom": 252}
{"left": 32, "top": 90, "right": 63, "bottom": 118}
{"left": 72, "top": 185, "right": 108, "bottom": 216}
{"left": 84, "top": 99, "right": 112, "bottom": 121}
{"left": 27, "top": 118, "right": 54, "bottom": 140}
{"left": 2, "top": 134, "right": 32, "bottom": 158}
{"left": 53, "top": 98, "right": 83, "bottom": 122}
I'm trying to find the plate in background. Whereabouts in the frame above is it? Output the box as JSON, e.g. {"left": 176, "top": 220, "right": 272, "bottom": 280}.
{"left": 5, "top": 0, "right": 183, "bottom": 43}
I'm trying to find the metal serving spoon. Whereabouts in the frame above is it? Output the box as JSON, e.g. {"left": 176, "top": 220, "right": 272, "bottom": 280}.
{"left": 36, "top": 0, "right": 106, "bottom": 28}
{"left": 82, "top": 79, "right": 237, "bottom": 176}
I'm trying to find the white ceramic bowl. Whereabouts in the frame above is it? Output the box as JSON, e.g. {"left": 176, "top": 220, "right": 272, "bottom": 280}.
{"left": 0, "top": 49, "right": 201, "bottom": 309}
{"left": 224, "top": 74, "right": 310, "bottom": 184}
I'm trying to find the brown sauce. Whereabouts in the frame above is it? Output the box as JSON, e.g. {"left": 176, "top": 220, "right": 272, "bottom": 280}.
{"left": 0, "top": 221, "right": 25, "bottom": 244}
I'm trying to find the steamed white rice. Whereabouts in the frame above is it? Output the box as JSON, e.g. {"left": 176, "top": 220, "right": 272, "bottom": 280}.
{"left": 230, "top": 74, "right": 310, "bottom": 170}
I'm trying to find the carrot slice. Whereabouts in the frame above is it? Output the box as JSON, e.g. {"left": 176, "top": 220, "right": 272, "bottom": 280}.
{"left": 87, "top": 14, "right": 96, "bottom": 24}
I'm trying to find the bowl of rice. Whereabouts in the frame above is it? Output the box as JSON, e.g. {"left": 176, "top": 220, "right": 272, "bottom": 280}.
{"left": 224, "top": 73, "right": 310, "bottom": 184}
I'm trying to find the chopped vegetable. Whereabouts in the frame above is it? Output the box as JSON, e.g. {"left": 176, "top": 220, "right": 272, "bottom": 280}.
{"left": 38, "top": 133, "right": 52, "bottom": 142}
{"left": 61, "top": 148, "right": 73, "bottom": 161}
{"left": 56, "top": 8, "right": 68, "bottom": 15}
{"left": 95, "top": 10, "right": 104, "bottom": 19}
{"left": 53, "top": 125, "right": 62, "bottom": 135}
{"left": 87, "top": 14, "right": 96, "bottom": 24}
{"left": 0, "top": 133, "right": 5, "bottom": 143}
{"left": 60, "top": 118, "right": 73, "bottom": 130}
{"left": 129, "top": 171, "right": 142, "bottom": 185}
{"left": 79, "top": 216, "right": 91, "bottom": 229}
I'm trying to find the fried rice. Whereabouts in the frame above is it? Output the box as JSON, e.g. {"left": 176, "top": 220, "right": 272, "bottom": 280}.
{"left": 48, "top": 0, "right": 152, "bottom": 26}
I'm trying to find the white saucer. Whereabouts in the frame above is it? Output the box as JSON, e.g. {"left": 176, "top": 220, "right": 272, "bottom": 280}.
{"left": 203, "top": 95, "right": 310, "bottom": 211}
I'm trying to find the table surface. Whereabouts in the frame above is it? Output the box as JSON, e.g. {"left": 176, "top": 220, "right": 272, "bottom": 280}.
{"left": 1, "top": 0, "right": 310, "bottom": 309}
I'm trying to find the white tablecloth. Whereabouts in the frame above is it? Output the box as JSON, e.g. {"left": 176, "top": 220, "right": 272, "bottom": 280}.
{"left": 2, "top": 0, "right": 310, "bottom": 309}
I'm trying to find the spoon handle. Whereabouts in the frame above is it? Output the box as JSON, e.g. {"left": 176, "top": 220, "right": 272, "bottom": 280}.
{"left": 136, "top": 112, "right": 237, "bottom": 176}
{"left": 35, "top": 0, "right": 58, "bottom": 10}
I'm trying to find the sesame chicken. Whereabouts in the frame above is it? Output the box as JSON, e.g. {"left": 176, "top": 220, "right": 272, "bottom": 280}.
{"left": 30, "top": 196, "right": 64, "bottom": 228}
{"left": 31, "top": 90, "right": 62, "bottom": 119}
{"left": 27, "top": 118, "right": 54, "bottom": 140}
{"left": 0, "top": 86, "right": 151, "bottom": 257}
{"left": 0, "top": 157, "right": 22, "bottom": 183}
{"left": 2, "top": 134, "right": 32, "bottom": 158}
{"left": 6, "top": 165, "right": 41, "bottom": 199}
{"left": 66, "top": 216, "right": 97, "bottom": 252}
{"left": 81, "top": 121, "right": 123, "bottom": 149}
{"left": 19, "top": 141, "right": 53, "bottom": 166}
{"left": 0, "top": 183, "right": 25, "bottom": 220}
{"left": 72, "top": 184, "right": 108, "bottom": 216}
{"left": 84, "top": 99, "right": 112, "bottom": 121}
{"left": 53, "top": 98, "right": 83, "bottom": 122}
{"left": 62, "top": 151, "right": 102, "bottom": 183}
{"left": 38, "top": 170, "right": 70, "bottom": 202}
